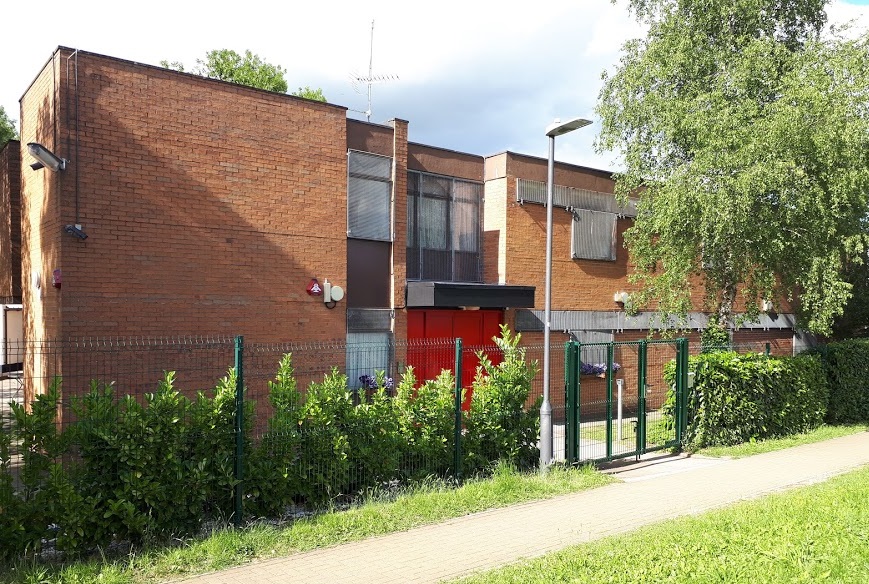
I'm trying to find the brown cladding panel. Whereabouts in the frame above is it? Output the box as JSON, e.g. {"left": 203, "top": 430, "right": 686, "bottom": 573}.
{"left": 408, "top": 143, "right": 483, "bottom": 182}
{"left": 347, "top": 239, "right": 391, "bottom": 308}
{"left": 346, "top": 119, "right": 395, "bottom": 156}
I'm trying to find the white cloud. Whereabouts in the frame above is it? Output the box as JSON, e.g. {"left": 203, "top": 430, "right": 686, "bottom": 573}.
{"left": 2, "top": 0, "right": 865, "bottom": 172}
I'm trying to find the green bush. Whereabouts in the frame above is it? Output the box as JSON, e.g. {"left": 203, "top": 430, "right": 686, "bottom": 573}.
{"left": 465, "top": 326, "right": 540, "bottom": 474}
{"left": 68, "top": 372, "right": 238, "bottom": 550}
{"left": 673, "top": 351, "right": 829, "bottom": 448}
{"left": 347, "top": 376, "right": 403, "bottom": 492}
{"left": 0, "top": 331, "right": 545, "bottom": 560}
{"left": 818, "top": 338, "right": 869, "bottom": 423}
{"left": 393, "top": 367, "right": 458, "bottom": 480}
{"left": 246, "top": 353, "right": 304, "bottom": 516}
{"left": 1, "top": 380, "right": 67, "bottom": 558}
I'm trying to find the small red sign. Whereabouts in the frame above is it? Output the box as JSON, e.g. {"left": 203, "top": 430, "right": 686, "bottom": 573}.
{"left": 306, "top": 278, "right": 323, "bottom": 296}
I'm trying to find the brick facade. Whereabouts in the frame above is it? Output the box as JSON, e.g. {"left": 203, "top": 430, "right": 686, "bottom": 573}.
{"left": 3, "top": 47, "right": 803, "bottom": 404}
{"left": 20, "top": 49, "right": 349, "bottom": 344}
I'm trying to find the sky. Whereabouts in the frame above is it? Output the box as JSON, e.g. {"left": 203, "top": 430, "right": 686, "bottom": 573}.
{"left": 1, "top": 0, "right": 866, "bottom": 171}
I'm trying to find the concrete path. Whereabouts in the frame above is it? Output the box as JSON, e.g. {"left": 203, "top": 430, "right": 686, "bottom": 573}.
{"left": 178, "top": 431, "right": 869, "bottom": 584}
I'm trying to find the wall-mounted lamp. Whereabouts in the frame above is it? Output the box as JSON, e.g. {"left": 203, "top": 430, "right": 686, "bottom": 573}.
{"left": 27, "top": 142, "right": 67, "bottom": 172}
{"left": 64, "top": 224, "right": 88, "bottom": 240}
{"left": 613, "top": 291, "right": 630, "bottom": 305}
{"left": 761, "top": 299, "right": 774, "bottom": 313}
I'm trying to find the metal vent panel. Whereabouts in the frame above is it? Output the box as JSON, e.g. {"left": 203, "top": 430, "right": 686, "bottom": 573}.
{"left": 571, "top": 209, "right": 617, "bottom": 261}
{"left": 347, "top": 308, "right": 394, "bottom": 332}
{"left": 516, "top": 179, "right": 637, "bottom": 217}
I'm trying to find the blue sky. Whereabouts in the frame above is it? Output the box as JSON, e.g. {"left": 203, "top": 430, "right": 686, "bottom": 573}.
{"left": 2, "top": 1, "right": 866, "bottom": 171}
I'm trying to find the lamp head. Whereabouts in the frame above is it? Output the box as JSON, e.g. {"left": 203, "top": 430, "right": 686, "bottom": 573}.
{"left": 545, "top": 117, "right": 592, "bottom": 137}
{"left": 27, "top": 143, "right": 66, "bottom": 172}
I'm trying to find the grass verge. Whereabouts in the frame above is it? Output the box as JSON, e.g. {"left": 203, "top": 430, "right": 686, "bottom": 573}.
{"left": 0, "top": 464, "right": 614, "bottom": 584}
{"left": 697, "top": 423, "right": 867, "bottom": 458}
{"left": 454, "top": 464, "right": 869, "bottom": 583}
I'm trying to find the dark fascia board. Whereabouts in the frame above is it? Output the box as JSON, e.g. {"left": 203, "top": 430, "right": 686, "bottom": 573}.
{"left": 406, "top": 281, "right": 535, "bottom": 309}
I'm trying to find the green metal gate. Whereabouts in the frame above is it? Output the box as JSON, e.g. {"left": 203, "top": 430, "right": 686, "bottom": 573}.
{"left": 564, "top": 338, "right": 689, "bottom": 464}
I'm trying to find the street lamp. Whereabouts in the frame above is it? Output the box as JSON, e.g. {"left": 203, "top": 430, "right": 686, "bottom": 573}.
{"left": 540, "top": 117, "right": 592, "bottom": 470}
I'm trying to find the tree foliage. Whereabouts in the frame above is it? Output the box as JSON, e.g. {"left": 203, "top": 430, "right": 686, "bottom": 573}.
{"left": 596, "top": 0, "right": 869, "bottom": 335}
{"left": 160, "top": 50, "right": 328, "bottom": 101}
{"left": 0, "top": 106, "right": 18, "bottom": 148}
{"left": 292, "top": 86, "right": 327, "bottom": 102}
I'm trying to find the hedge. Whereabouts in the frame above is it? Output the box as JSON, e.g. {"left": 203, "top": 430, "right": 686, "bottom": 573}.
{"left": 672, "top": 351, "right": 829, "bottom": 449}
{"left": 0, "top": 328, "right": 539, "bottom": 559}
{"left": 816, "top": 338, "right": 869, "bottom": 423}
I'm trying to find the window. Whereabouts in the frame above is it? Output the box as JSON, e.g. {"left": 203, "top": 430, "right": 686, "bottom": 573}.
{"left": 348, "top": 151, "right": 392, "bottom": 241}
{"left": 407, "top": 171, "right": 483, "bottom": 282}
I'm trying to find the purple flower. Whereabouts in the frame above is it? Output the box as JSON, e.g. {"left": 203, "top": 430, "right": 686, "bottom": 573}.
{"left": 579, "top": 362, "right": 621, "bottom": 376}
{"left": 359, "top": 374, "right": 394, "bottom": 389}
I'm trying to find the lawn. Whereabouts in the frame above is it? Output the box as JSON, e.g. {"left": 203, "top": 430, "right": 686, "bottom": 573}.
{"left": 453, "top": 464, "right": 869, "bottom": 583}
{"left": 697, "top": 424, "right": 867, "bottom": 458}
{"left": 0, "top": 464, "right": 613, "bottom": 584}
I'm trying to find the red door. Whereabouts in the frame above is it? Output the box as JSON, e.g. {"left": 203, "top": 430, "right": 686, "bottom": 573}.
{"left": 407, "top": 309, "right": 503, "bottom": 408}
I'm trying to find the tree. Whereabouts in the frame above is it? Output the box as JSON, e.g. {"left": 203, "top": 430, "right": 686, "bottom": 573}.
{"left": 160, "top": 50, "right": 327, "bottom": 101}
{"left": 0, "top": 106, "right": 17, "bottom": 148}
{"left": 291, "top": 86, "right": 327, "bottom": 102}
{"left": 596, "top": 0, "right": 869, "bottom": 335}
{"left": 192, "top": 49, "right": 288, "bottom": 93}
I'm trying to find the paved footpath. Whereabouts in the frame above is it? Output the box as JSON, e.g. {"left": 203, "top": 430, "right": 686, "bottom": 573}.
{"left": 179, "top": 431, "right": 869, "bottom": 584}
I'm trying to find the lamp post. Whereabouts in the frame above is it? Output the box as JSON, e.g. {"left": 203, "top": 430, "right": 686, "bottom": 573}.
{"left": 540, "top": 117, "right": 592, "bottom": 470}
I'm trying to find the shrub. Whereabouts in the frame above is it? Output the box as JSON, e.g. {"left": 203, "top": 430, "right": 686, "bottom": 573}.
{"left": 3, "top": 380, "right": 67, "bottom": 558}
{"left": 393, "top": 367, "right": 458, "bottom": 480}
{"left": 246, "top": 354, "right": 304, "bottom": 516}
{"left": 818, "top": 338, "right": 869, "bottom": 423}
{"left": 465, "top": 326, "right": 540, "bottom": 473}
{"left": 295, "top": 369, "right": 354, "bottom": 505}
{"left": 671, "top": 351, "right": 829, "bottom": 449}
{"left": 69, "top": 372, "right": 236, "bottom": 549}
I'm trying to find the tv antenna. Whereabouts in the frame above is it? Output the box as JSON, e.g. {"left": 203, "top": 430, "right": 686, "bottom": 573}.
{"left": 349, "top": 20, "right": 399, "bottom": 122}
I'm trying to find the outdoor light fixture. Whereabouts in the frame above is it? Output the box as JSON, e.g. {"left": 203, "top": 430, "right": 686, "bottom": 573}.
{"left": 64, "top": 225, "right": 88, "bottom": 240}
{"left": 27, "top": 142, "right": 67, "bottom": 172}
{"left": 540, "top": 117, "right": 592, "bottom": 471}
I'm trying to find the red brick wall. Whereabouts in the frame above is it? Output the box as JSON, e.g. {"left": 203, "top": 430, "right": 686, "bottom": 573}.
{"left": 0, "top": 140, "right": 21, "bottom": 298}
{"left": 391, "top": 120, "right": 409, "bottom": 359}
{"left": 21, "top": 49, "right": 349, "bottom": 344}
{"left": 20, "top": 53, "right": 65, "bottom": 402}
{"left": 500, "top": 153, "right": 642, "bottom": 312}
{"left": 732, "top": 329, "right": 793, "bottom": 356}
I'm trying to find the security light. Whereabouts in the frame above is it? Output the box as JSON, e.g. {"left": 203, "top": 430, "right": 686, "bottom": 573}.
{"left": 64, "top": 225, "right": 88, "bottom": 240}
{"left": 27, "top": 143, "right": 67, "bottom": 172}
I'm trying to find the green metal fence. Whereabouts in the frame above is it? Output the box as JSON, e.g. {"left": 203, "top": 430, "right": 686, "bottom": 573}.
{"left": 2, "top": 333, "right": 547, "bottom": 540}
{"left": 563, "top": 338, "right": 688, "bottom": 464}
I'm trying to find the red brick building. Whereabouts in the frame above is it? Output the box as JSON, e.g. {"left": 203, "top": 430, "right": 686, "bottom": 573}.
{"left": 3, "top": 47, "right": 801, "bottom": 402}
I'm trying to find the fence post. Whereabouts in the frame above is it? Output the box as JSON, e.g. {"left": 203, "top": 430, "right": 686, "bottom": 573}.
{"left": 637, "top": 340, "right": 647, "bottom": 455}
{"left": 454, "top": 338, "right": 463, "bottom": 485}
{"left": 606, "top": 342, "right": 614, "bottom": 460}
{"left": 234, "top": 335, "right": 244, "bottom": 527}
{"left": 565, "top": 341, "right": 578, "bottom": 463}
{"left": 676, "top": 337, "right": 689, "bottom": 448}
